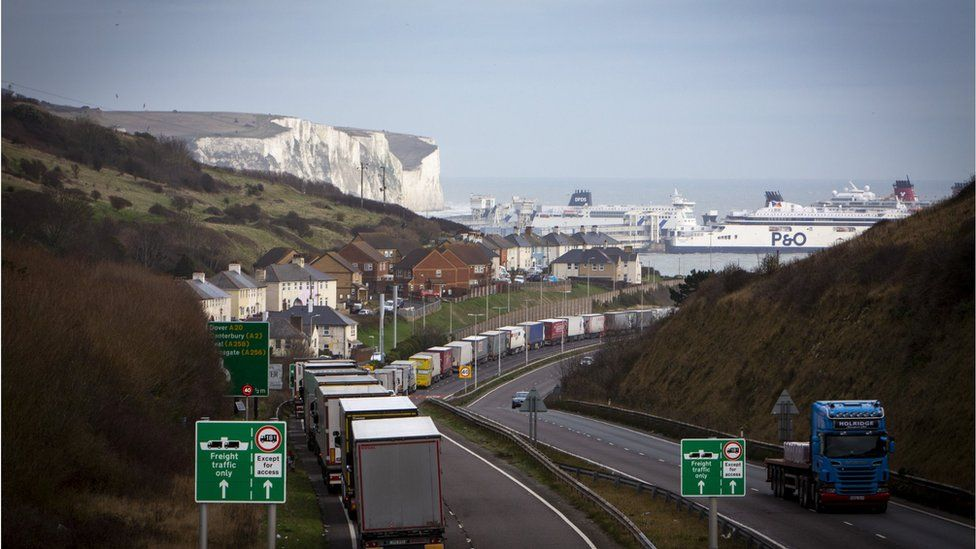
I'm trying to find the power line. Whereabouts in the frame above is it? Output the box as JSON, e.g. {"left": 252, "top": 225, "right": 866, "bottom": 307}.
{"left": 1, "top": 81, "right": 103, "bottom": 109}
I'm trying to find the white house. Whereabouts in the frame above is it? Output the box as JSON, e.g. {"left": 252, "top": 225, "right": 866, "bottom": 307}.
{"left": 211, "top": 263, "right": 266, "bottom": 320}
{"left": 268, "top": 305, "right": 360, "bottom": 358}
{"left": 257, "top": 256, "right": 338, "bottom": 312}
{"left": 185, "top": 272, "right": 231, "bottom": 321}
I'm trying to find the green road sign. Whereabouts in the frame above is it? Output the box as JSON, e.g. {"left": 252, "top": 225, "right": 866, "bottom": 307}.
{"left": 195, "top": 421, "right": 287, "bottom": 504}
{"left": 210, "top": 321, "right": 269, "bottom": 397}
{"left": 680, "top": 438, "right": 746, "bottom": 497}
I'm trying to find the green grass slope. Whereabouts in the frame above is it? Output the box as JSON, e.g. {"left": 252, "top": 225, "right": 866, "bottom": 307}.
{"left": 1, "top": 94, "right": 463, "bottom": 272}
{"left": 567, "top": 185, "right": 974, "bottom": 487}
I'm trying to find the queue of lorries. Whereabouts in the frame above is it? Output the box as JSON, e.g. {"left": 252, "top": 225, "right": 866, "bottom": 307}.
{"left": 291, "top": 306, "right": 671, "bottom": 548}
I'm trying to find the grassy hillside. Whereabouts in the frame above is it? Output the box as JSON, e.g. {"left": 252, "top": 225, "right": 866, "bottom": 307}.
{"left": 1, "top": 94, "right": 463, "bottom": 273}
{"left": 562, "top": 184, "right": 974, "bottom": 487}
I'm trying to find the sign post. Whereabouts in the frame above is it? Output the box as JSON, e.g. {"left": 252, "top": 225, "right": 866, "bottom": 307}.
{"left": 210, "top": 322, "right": 270, "bottom": 397}
{"left": 459, "top": 364, "right": 472, "bottom": 393}
{"left": 680, "top": 438, "right": 746, "bottom": 549}
{"left": 518, "top": 388, "right": 547, "bottom": 444}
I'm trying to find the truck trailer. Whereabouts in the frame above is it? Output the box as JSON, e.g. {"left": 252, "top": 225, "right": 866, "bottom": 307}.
{"left": 540, "top": 318, "right": 568, "bottom": 345}
{"left": 310, "top": 384, "right": 392, "bottom": 490}
{"left": 387, "top": 360, "right": 418, "bottom": 393}
{"left": 445, "top": 341, "right": 474, "bottom": 369}
{"left": 559, "top": 315, "right": 585, "bottom": 341}
{"left": 581, "top": 313, "right": 605, "bottom": 338}
{"left": 339, "top": 397, "right": 419, "bottom": 512}
{"left": 462, "top": 335, "right": 489, "bottom": 362}
{"left": 765, "top": 400, "right": 893, "bottom": 513}
{"left": 426, "top": 347, "right": 456, "bottom": 377}
{"left": 350, "top": 417, "right": 445, "bottom": 548}
{"left": 479, "top": 330, "right": 507, "bottom": 359}
{"left": 497, "top": 326, "right": 526, "bottom": 354}
{"left": 517, "top": 321, "right": 545, "bottom": 349}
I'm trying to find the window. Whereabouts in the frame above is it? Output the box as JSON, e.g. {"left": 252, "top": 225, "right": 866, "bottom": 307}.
{"left": 352, "top": 263, "right": 358, "bottom": 269}
{"left": 364, "top": 263, "right": 373, "bottom": 272}
{"left": 435, "top": 269, "right": 442, "bottom": 278}
{"left": 599, "top": 265, "right": 605, "bottom": 271}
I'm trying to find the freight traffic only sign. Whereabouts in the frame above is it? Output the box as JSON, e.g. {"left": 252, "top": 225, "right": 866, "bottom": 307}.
{"left": 195, "top": 421, "right": 286, "bottom": 504}
{"left": 680, "top": 438, "right": 746, "bottom": 497}
{"left": 210, "top": 322, "right": 269, "bottom": 397}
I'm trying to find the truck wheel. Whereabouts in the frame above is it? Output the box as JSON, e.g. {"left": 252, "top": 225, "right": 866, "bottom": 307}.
{"left": 772, "top": 469, "right": 782, "bottom": 498}
{"left": 811, "top": 483, "right": 823, "bottom": 513}
{"left": 797, "top": 478, "right": 807, "bottom": 507}
{"left": 875, "top": 502, "right": 888, "bottom": 513}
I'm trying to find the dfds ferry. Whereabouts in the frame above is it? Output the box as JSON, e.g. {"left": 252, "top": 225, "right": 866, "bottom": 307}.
{"left": 665, "top": 191, "right": 912, "bottom": 254}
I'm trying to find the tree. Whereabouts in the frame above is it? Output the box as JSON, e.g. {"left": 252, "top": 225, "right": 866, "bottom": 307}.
{"left": 172, "top": 254, "right": 197, "bottom": 278}
{"left": 669, "top": 269, "right": 714, "bottom": 305}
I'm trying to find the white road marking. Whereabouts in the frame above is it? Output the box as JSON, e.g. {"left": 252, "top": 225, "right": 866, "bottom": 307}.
{"left": 608, "top": 442, "right": 615, "bottom": 446}
{"left": 638, "top": 452, "right": 645, "bottom": 456}
{"left": 750, "top": 488, "right": 759, "bottom": 492}
{"left": 843, "top": 521, "right": 853, "bottom": 526}
{"left": 339, "top": 496, "right": 356, "bottom": 549}
{"left": 875, "top": 533, "right": 886, "bottom": 540}
{"left": 443, "top": 434, "right": 597, "bottom": 549}
{"left": 889, "top": 501, "right": 976, "bottom": 529}
{"left": 657, "top": 458, "right": 665, "bottom": 463}
{"left": 624, "top": 448, "right": 630, "bottom": 451}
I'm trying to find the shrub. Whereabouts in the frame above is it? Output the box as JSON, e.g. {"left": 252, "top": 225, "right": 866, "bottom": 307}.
{"left": 224, "top": 202, "right": 262, "bottom": 223}
{"left": 40, "top": 166, "right": 64, "bottom": 188}
{"left": 108, "top": 195, "right": 132, "bottom": 210}
{"left": 90, "top": 189, "right": 101, "bottom": 200}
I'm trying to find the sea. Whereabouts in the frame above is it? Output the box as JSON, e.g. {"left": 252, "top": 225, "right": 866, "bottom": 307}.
{"left": 433, "top": 176, "right": 959, "bottom": 277}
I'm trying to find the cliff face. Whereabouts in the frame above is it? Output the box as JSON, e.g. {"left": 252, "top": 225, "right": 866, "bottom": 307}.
{"left": 74, "top": 109, "right": 443, "bottom": 212}
{"left": 191, "top": 117, "right": 442, "bottom": 211}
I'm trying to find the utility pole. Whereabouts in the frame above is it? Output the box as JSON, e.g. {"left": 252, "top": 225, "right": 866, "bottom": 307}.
{"left": 359, "top": 161, "right": 367, "bottom": 208}
{"left": 380, "top": 166, "right": 386, "bottom": 204}
{"left": 392, "top": 285, "right": 398, "bottom": 350}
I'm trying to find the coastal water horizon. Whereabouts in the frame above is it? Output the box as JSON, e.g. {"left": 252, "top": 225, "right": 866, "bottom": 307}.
{"left": 437, "top": 176, "right": 958, "bottom": 219}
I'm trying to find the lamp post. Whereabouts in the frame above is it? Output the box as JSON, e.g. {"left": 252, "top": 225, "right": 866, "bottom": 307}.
{"left": 493, "top": 306, "right": 506, "bottom": 378}
{"left": 359, "top": 162, "right": 368, "bottom": 208}
{"left": 449, "top": 300, "right": 454, "bottom": 336}
{"left": 467, "top": 313, "right": 486, "bottom": 391}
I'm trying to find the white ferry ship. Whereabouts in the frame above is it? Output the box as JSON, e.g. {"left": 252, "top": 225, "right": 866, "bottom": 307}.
{"left": 814, "top": 178, "right": 932, "bottom": 210}
{"left": 665, "top": 191, "right": 912, "bottom": 254}
{"left": 456, "top": 190, "right": 700, "bottom": 250}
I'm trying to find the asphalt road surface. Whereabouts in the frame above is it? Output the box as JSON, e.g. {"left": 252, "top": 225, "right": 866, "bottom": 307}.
{"left": 467, "top": 358, "right": 976, "bottom": 549}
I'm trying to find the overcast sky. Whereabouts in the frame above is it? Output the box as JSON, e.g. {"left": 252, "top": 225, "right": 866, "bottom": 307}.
{"left": 3, "top": 0, "right": 973, "bottom": 180}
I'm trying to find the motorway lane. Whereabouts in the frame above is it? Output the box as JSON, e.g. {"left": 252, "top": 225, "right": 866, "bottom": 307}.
{"left": 435, "top": 423, "right": 616, "bottom": 549}
{"left": 469, "top": 359, "right": 976, "bottom": 549}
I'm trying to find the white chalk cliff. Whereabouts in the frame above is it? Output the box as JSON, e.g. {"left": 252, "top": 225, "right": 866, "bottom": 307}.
{"left": 85, "top": 110, "right": 443, "bottom": 211}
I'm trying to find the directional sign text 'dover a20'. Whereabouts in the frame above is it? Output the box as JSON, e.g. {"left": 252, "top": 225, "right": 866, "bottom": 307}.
{"left": 195, "top": 421, "right": 286, "bottom": 504}
{"left": 680, "top": 438, "right": 746, "bottom": 498}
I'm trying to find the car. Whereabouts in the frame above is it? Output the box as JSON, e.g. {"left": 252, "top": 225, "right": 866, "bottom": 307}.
{"left": 357, "top": 308, "right": 373, "bottom": 315}
{"left": 349, "top": 301, "right": 364, "bottom": 312}
{"left": 513, "top": 275, "right": 525, "bottom": 284}
{"left": 512, "top": 391, "right": 530, "bottom": 409}
{"left": 383, "top": 301, "right": 394, "bottom": 312}
{"left": 580, "top": 356, "right": 594, "bottom": 367}
{"left": 527, "top": 274, "right": 542, "bottom": 282}
{"left": 683, "top": 450, "right": 719, "bottom": 460}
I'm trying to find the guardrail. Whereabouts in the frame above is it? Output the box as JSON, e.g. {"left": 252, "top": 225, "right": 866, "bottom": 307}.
{"left": 555, "top": 463, "right": 779, "bottom": 549}
{"left": 551, "top": 399, "right": 975, "bottom": 517}
{"left": 426, "top": 399, "right": 656, "bottom": 549}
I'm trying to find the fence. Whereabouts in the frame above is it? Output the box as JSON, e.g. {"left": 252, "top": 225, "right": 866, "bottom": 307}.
{"left": 450, "top": 280, "right": 678, "bottom": 339}
{"left": 556, "top": 463, "right": 779, "bottom": 549}
{"left": 396, "top": 299, "right": 441, "bottom": 321}
{"left": 551, "top": 399, "right": 975, "bottom": 517}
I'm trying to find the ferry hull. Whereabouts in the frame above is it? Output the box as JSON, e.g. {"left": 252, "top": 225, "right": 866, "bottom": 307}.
{"left": 664, "top": 243, "right": 818, "bottom": 254}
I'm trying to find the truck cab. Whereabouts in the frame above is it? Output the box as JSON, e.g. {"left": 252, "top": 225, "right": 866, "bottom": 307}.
{"left": 810, "top": 400, "right": 892, "bottom": 510}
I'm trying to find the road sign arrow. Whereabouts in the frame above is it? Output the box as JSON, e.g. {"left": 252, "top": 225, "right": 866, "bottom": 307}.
{"left": 219, "top": 479, "right": 229, "bottom": 499}
{"left": 263, "top": 480, "right": 273, "bottom": 499}
{"left": 698, "top": 480, "right": 705, "bottom": 495}
{"left": 730, "top": 480, "right": 737, "bottom": 492}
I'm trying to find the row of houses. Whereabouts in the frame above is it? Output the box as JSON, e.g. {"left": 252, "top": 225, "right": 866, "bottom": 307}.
{"left": 185, "top": 228, "right": 641, "bottom": 358}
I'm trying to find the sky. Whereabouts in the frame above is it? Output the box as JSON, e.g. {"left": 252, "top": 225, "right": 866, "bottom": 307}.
{"left": 2, "top": 0, "right": 973, "bottom": 181}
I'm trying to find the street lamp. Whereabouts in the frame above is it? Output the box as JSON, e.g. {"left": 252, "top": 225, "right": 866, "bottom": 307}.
{"left": 467, "top": 313, "right": 486, "bottom": 391}
{"left": 493, "top": 306, "right": 507, "bottom": 378}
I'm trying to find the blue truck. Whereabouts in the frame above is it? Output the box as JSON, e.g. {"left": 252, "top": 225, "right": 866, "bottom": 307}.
{"left": 518, "top": 321, "right": 545, "bottom": 350}
{"left": 765, "top": 400, "right": 893, "bottom": 512}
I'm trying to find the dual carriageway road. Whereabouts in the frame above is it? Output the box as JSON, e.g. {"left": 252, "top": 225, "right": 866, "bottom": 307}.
{"left": 461, "top": 351, "right": 975, "bottom": 548}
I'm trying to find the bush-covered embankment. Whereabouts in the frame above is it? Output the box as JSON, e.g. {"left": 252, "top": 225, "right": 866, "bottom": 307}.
{"left": 1, "top": 244, "right": 259, "bottom": 546}
{"left": 562, "top": 183, "right": 975, "bottom": 488}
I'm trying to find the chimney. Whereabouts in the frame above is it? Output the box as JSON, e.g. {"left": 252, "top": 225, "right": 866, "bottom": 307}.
{"left": 553, "top": 226, "right": 559, "bottom": 234}
{"left": 625, "top": 245, "right": 633, "bottom": 253}
{"left": 192, "top": 272, "right": 205, "bottom": 282}
{"left": 255, "top": 268, "right": 266, "bottom": 283}
{"left": 591, "top": 225, "right": 598, "bottom": 234}
{"left": 290, "top": 315, "right": 304, "bottom": 334}
{"left": 579, "top": 225, "right": 585, "bottom": 234}
{"left": 525, "top": 226, "right": 532, "bottom": 236}
{"left": 228, "top": 263, "right": 241, "bottom": 274}
{"left": 292, "top": 256, "right": 305, "bottom": 267}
